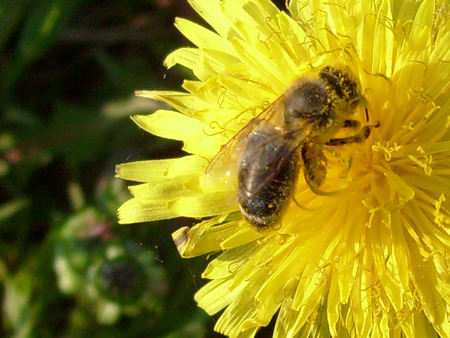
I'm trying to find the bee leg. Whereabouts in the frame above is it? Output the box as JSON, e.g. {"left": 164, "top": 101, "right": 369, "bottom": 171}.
{"left": 326, "top": 122, "right": 380, "bottom": 146}
{"left": 342, "top": 119, "right": 361, "bottom": 129}
{"left": 301, "top": 142, "right": 334, "bottom": 196}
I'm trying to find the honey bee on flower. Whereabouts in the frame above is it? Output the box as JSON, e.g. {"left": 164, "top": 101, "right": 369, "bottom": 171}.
{"left": 118, "top": 0, "right": 450, "bottom": 336}
{"left": 206, "top": 66, "right": 379, "bottom": 230}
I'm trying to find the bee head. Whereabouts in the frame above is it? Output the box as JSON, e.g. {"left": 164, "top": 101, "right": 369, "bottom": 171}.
{"left": 319, "top": 66, "right": 361, "bottom": 107}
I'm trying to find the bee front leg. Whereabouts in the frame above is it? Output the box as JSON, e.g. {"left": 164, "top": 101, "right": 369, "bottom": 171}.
{"left": 325, "top": 122, "right": 380, "bottom": 146}
{"left": 301, "top": 142, "right": 334, "bottom": 196}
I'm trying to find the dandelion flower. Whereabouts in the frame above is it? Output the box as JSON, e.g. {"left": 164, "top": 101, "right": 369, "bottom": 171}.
{"left": 116, "top": 0, "right": 450, "bottom": 336}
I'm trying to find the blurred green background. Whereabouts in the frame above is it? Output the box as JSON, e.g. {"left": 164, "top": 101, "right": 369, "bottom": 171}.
{"left": 0, "top": 0, "right": 219, "bottom": 336}
{"left": 0, "top": 0, "right": 288, "bottom": 336}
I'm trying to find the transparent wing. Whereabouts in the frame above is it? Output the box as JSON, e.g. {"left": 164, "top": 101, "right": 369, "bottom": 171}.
{"left": 204, "top": 95, "right": 287, "bottom": 190}
{"left": 237, "top": 122, "right": 311, "bottom": 202}
{"left": 204, "top": 92, "right": 312, "bottom": 196}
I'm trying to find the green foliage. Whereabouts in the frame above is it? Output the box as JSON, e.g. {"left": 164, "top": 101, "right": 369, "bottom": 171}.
{"left": 0, "top": 0, "right": 218, "bottom": 336}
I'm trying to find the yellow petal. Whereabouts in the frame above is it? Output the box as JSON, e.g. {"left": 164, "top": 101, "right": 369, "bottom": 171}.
{"left": 116, "top": 155, "right": 206, "bottom": 182}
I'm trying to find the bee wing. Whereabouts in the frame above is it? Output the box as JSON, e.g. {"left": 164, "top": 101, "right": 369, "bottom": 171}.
{"left": 237, "top": 121, "right": 312, "bottom": 201}
{"left": 204, "top": 95, "right": 287, "bottom": 190}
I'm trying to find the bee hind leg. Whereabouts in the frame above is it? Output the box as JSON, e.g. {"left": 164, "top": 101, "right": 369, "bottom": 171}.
{"left": 301, "top": 142, "right": 335, "bottom": 196}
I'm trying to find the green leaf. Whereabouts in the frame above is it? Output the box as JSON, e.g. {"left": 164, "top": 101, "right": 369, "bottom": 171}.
{"left": 0, "top": 198, "right": 28, "bottom": 222}
{"left": 1, "top": 261, "right": 34, "bottom": 338}
{"left": 18, "top": 0, "right": 80, "bottom": 62}
{"left": 2, "top": 0, "right": 85, "bottom": 93}
{"left": 0, "top": 0, "right": 30, "bottom": 51}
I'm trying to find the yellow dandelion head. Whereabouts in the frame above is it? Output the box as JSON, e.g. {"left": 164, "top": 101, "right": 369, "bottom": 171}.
{"left": 117, "top": 0, "right": 450, "bottom": 336}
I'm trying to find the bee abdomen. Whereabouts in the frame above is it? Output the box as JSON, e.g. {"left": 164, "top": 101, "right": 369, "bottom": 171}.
{"left": 238, "top": 125, "right": 299, "bottom": 230}
{"left": 239, "top": 160, "right": 297, "bottom": 229}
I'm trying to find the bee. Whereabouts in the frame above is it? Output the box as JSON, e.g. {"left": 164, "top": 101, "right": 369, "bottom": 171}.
{"left": 206, "top": 66, "right": 378, "bottom": 231}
